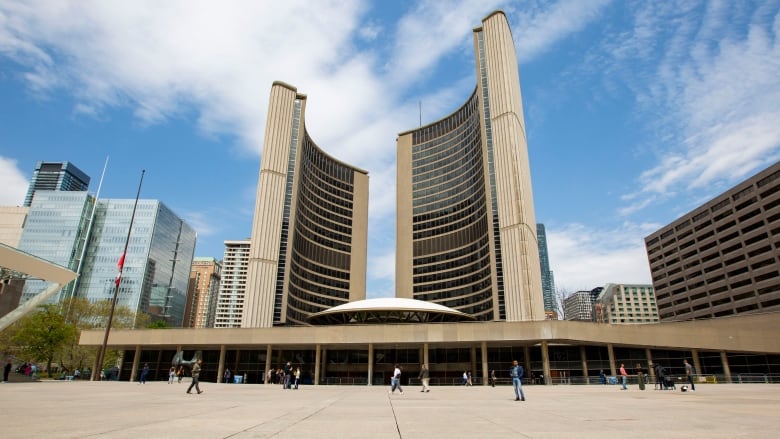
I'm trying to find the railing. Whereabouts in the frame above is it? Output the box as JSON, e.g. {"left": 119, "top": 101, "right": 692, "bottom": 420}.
{"left": 319, "top": 374, "right": 780, "bottom": 385}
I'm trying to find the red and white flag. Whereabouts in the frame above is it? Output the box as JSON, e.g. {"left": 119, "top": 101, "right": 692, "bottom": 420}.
{"left": 115, "top": 252, "right": 126, "bottom": 287}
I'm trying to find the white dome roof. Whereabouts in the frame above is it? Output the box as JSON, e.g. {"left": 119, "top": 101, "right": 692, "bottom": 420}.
{"left": 307, "top": 298, "right": 474, "bottom": 325}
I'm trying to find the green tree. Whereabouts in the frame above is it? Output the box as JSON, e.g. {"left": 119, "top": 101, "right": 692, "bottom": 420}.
{"left": 13, "top": 304, "right": 76, "bottom": 374}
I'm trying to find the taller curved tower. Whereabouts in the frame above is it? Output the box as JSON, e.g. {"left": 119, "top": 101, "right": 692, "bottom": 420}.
{"left": 243, "top": 82, "right": 369, "bottom": 327}
{"left": 396, "top": 11, "right": 543, "bottom": 321}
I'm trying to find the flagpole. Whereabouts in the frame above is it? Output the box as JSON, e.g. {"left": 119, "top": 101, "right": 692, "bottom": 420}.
{"left": 94, "top": 169, "right": 145, "bottom": 381}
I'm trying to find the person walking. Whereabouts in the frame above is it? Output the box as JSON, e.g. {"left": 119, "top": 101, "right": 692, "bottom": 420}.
{"left": 619, "top": 363, "right": 628, "bottom": 390}
{"left": 139, "top": 363, "right": 149, "bottom": 384}
{"left": 283, "top": 362, "right": 292, "bottom": 389}
{"left": 389, "top": 364, "right": 403, "bottom": 394}
{"left": 168, "top": 367, "right": 175, "bottom": 384}
{"left": 294, "top": 367, "right": 301, "bottom": 389}
{"left": 490, "top": 369, "right": 496, "bottom": 387}
{"left": 599, "top": 369, "right": 607, "bottom": 385}
{"left": 636, "top": 364, "right": 646, "bottom": 390}
{"left": 186, "top": 359, "right": 203, "bottom": 394}
{"left": 510, "top": 360, "right": 525, "bottom": 401}
{"left": 418, "top": 363, "right": 430, "bottom": 392}
{"left": 684, "top": 359, "right": 696, "bottom": 392}
{"left": 3, "top": 361, "right": 11, "bottom": 382}
{"left": 654, "top": 363, "right": 665, "bottom": 390}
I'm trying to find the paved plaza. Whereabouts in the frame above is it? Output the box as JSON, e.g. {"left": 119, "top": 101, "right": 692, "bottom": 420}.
{"left": 1, "top": 380, "right": 778, "bottom": 438}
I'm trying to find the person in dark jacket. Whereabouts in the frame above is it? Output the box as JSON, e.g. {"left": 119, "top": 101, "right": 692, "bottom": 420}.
{"left": 510, "top": 360, "right": 525, "bottom": 401}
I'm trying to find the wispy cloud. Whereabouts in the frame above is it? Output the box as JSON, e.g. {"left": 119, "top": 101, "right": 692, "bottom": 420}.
{"left": 510, "top": 0, "right": 612, "bottom": 64}
{"left": 546, "top": 222, "right": 657, "bottom": 293}
{"left": 0, "top": 156, "right": 28, "bottom": 205}
{"left": 618, "top": 1, "right": 780, "bottom": 209}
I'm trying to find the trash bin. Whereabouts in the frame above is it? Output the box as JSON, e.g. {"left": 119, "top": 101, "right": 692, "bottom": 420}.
{"left": 608, "top": 376, "right": 617, "bottom": 385}
{"left": 233, "top": 375, "right": 243, "bottom": 384}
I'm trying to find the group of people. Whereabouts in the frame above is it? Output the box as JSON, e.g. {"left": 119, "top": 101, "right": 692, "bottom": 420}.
{"left": 600, "top": 360, "right": 697, "bottom": 391}
{"left": 389, "top": 360, "right": 527, "bottom": 402}
{"left": 266, "top": 362, "right": 302, "bottom": 389}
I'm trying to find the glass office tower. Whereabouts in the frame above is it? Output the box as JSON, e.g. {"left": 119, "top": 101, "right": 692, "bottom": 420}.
{"left": 24, "top": 161, "right": 91, "bottom": 207}
{"left": 396, "top": 11, "right": 544, "bottom": 321}
{"left": 19, "top": 194, "right": 196, "bottom": 326}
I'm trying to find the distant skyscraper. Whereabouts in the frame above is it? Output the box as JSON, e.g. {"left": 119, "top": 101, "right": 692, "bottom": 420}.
{"left": 396, "top": 11, "right": 543, "bottom": 321}
{"left": 537, "top": 224, "right": 556, "bottom": 317}
{"left": 242, "top": 82, "right": 369, "bottom": 327}
{"left": 563, "top": 291, "right": 593, "bottom": 321}
{"left": 23, "top": 161, "right": 90, "bottom": 207}
{"left": 215, "top": 240, "right": 250, "bottom": 328}
{"left": 596, "top": 283, "right": 658, "bottom": 324}
{"left": 185, "top": 257, "right": 221, "bottom": 328}
{"left": 18, "top": 192, "right": 196, "bottom": 326}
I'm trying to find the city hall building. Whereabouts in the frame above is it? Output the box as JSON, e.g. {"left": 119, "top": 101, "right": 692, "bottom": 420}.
{"left": 75, "top": 12, "right": 780, "bottom": 384}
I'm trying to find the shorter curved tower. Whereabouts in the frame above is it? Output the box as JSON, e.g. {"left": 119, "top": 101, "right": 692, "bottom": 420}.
{"left": 243, "top": 82, "right": 369, "bottom": 327}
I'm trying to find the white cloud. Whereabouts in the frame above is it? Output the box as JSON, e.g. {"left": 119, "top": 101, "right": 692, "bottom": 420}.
{"left": 617, "top": 2, "right": 780, "bottom": 210}
{"left": 511, "top": 0, "right": 612, "bottom": 63}
{"left": 0, "top": 156, "right": 28, "bottom": 205}
{"left": 546, "top": 222, "right": 656, "bottom": 293}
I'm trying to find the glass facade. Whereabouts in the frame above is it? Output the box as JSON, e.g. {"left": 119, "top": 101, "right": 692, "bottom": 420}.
{"left": 285, "top": 131, "right": 356, "bottom": 325}
{"left": 408, "top": 91, "right": 496, "bottom": 320}
{"left": 537, "top": 224, "right": 556, "bottom": 314}
{"left": 18, "top": 191, "right": 92, "bottom": 303}
{"left": 20, "top": 194, "right": 196, "bottom": 326}
{"left": 75, "top": 199, "right": 196, "bottom": 326}
{"left": 24, "top": 161, "right": 91, "bottom": 207}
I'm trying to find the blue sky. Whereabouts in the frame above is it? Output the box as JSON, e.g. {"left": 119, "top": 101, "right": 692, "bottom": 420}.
{"left": 1, "top": 0, "right": 779, "bottom": 299}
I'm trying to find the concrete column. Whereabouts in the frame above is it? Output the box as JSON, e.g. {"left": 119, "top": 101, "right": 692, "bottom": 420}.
{"left": 264, "top": 345, "right": 272, "bottom": 384}
{"left": 368, "top": 343, "right": 374, "bottom": 386}
{"left": 720, "top": 351, "right": 732, "bottom": 383}
{"left": 691, "top": 349, "right": 701, "bottom": 378}
{"left": 579, "top": 346, "right": 589, "bottom": 381}
{"left": 470, "top": 346, "right": 477, "bottom": 384}
{"left": 541, "top": 341, "right": 551, "bottom": 385}
{"left": 646, "top": 348, "right": 655, "bottom": 380}
{"left": 314, "top": 345, "right": 321, "bottom": 386}
{"left": 481, "top": 341, "right": 488, "bottom": 386}
{"left": 130, "top": 345, "right": 141, "bottom": 382}
{"left": 217, "top": 345, "right": 226, "bottom": 383}
{"left": 523, "top": 346, "right": 531, "bottom": 382}
{"left": 234, "top": 349, "right": 241, "bottom": 380}
{"left": 607, "top": 343, "right": 616, "bottom": 377}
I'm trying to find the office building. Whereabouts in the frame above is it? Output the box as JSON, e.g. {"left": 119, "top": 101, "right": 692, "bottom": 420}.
{"left": 537, "top": 224, "right": 556, "bottom": 318}
{"left": 185, "top": 257, "right": 221, "bottom": 328}
{"left": 595, "top": 283, "right": 659, "bottom": 324}
{"left": 23, "top": 161, "right": 90, "bottom": 207}
{"left": 242, "top": 82, "right": 369, "bottom": 327}
{"left": 645, "top": 161, "right": 780, "bottom": 321}
{"left": 17, "top": 191, "right": 196, "bottom": 326}
{"left": 215, "top": 240, "right": 250, "bottom": 328}
{"left": 396, "top": 11, "right": 543, "bottom": 321}
{"left": 563, "top": 290, "right": 593, "bottom": 321}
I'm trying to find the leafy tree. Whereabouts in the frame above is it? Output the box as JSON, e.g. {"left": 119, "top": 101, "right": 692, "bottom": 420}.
{"left": 147, "top": 320, "right": 171, "bottom": 329}
{"left": 13, "top": 304, "right": 76, "bottom": 373}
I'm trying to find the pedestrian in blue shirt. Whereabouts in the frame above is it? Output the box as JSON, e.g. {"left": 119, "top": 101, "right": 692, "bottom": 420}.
{"left": 510, "top": 360, "right": 525, "bottom": 401}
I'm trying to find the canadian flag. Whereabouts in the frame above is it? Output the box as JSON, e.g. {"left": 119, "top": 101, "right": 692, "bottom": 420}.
{"left": 115, "top": 252, "right": 126, "bottom": 287}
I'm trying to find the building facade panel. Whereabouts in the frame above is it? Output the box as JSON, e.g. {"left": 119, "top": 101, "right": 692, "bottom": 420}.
{"left": 646, "top": 161, "right": 780, "bottom": 321}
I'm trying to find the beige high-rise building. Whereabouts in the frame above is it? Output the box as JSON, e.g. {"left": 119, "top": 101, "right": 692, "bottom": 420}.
{"left": 184, "top": 257, "right": 221, "bottom": 328}
{"left": 243, "top": 82, "right": 369, "bottom": 327}
{"left": 0, "top": 206, "right": 29, "bottom": 248}
{"left": 396, "top": 11, "right": 543, "bottom": 321}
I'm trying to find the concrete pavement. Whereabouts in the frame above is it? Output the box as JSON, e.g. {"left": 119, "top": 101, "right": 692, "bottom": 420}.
{"left": 1, "top": 380, "right": 778, "bottom": 438}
